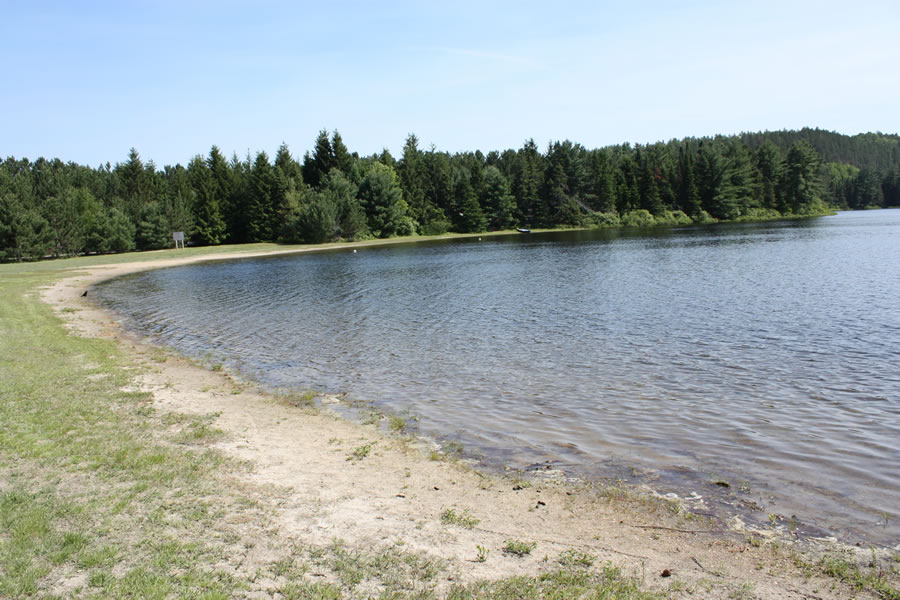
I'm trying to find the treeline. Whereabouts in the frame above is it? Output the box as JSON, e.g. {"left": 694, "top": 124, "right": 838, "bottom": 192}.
{"left": 2, "top": 128, "right": 900, "bottom": 262}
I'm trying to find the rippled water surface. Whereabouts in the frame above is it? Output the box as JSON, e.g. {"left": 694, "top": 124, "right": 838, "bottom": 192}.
{"left": 96, "top": 210, "right": 900, "bottom": 544}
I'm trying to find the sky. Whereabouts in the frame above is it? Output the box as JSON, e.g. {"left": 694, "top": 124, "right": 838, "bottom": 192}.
{"left": 2, "top": 0, "right": 899, "bottom": 168}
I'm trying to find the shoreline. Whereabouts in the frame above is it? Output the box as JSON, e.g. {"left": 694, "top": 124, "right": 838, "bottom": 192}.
{"left": 31, "top": 241, "right": 897, "bottom": 598}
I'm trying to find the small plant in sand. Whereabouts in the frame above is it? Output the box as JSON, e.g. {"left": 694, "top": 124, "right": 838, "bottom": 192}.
{"left": 390, "top": 415, "right": 407, "bottom": 433}
{"left": 502, "top": 539, "right": 536, "bottom": 557}
{"left": 347, "top": 442, "right": 375, "bottom": 461}
{"left": 281, "top": 389, "right": 317, "bottom": 408}
{"left": 475, "top": 545, "right": 490, "bottom": 563}
{"left": 440, "top": 508, "right": 479, "bottom": 529}
{"left": 558, "top": 549, "right": 596, "bottom": 567}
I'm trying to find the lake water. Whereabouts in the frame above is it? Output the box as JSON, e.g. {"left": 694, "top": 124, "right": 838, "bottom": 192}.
{"left": 95, "top": 210, "right": 900, "bottom": 545}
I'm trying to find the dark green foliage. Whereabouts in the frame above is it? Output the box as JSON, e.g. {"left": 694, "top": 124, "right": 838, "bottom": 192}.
{"left": 676, "top": 146, "right": 701, "bottom": 216}
{"left": 398, "top": 134, "right": 428, "bottom": 229}
{"left": 247, "top": 151, "right": 275, "bottom": 242}
{"left": 290, "top": 192, "right": 339, "bottom": 243}
{"left": 781, "top": 141, "right": 825, "bottom": 214}
{"left": 359, "top": 162, "right": 409, "bottom": 237}
{"left": 136, "top": 202, "right": 172, "bottom": 250}
{"left": 2, "top": 128, "right": 899, "bottom": 262}
{"left": 450, "top": 167, "right": 488, "bottom": 233}
{"left": 755, "top": 142, "right": 783, "bottom": 211}
{"left": 480, "top": 166, "right": 517, "bottom": 229}
{"left": 511, "top": 139, "right": 545, "bottom": 227}
{"left": 188, "top": 156, "right": 225, "bottom": 245}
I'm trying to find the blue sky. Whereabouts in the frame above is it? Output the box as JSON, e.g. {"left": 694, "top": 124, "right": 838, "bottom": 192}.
{"left": 2, "top": 0, "right": 899, "bottom": 167}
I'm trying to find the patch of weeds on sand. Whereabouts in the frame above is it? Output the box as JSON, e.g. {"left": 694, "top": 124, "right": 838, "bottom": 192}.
{"left": 170, "top": 412, "right": 226, "bottom": 445}
{"left": 320, "top": 538, "right": 444, "bottom": 594}
{"left": 444, "top": 440, "right": 464, "bottom": 457}
{"left": 447, "top": 564, "right": 663, "bottom": 599}
{"left": 279, "top": 389, "right": 318, "bottom": 411}
{"left": 279, "top": 580, "right": 341, "bottom": 600}
{"left": 558, "top": 549, "right": 596, "bottom": 568}
{"left": 390, "top": 414, "right": 408, "bottom": 433}
{"left": 347, "top": 442, "right": 376, "bottom": 461}
{"left": 502, "top": 539, "right": 537, "bottom": 557}
{"left": 797, "top": 550, "right": 900, "bottom": 599}
{"left": 440, "top": 508, "right": 480, "bottom": 529}
{"left": 727, "top": 581, "right": 756, "bottom": 599}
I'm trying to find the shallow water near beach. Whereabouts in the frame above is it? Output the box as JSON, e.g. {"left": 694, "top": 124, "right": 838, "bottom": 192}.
{"left": 96, "top": 210, "right": 900, "bottom": 545}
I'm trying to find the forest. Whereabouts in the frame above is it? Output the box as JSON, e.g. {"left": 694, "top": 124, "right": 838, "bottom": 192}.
{"left": 2, "top": 127, "right": 899, "bottom": 262}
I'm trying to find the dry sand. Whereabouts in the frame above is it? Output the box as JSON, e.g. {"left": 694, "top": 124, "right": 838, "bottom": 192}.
{"left": 40, "top": 248, "right": 879, "bottom": 598}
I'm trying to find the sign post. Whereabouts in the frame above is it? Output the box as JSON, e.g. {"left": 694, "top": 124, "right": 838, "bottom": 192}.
{"left": 173, "top": 231, "right": 185, "bottom": 249}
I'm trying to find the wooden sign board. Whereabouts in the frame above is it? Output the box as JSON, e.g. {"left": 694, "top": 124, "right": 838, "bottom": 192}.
{"left": 173, "top": 231, "right": 185, "bottom": 249}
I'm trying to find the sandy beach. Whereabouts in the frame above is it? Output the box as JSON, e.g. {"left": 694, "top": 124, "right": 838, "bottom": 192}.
{"left": 37, "top": 247, "right": 892, "bottom": 599}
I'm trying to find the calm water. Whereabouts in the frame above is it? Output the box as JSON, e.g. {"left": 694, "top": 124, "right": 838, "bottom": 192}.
{"left": 96, "top": 210, "right": 900, "bottom": 545}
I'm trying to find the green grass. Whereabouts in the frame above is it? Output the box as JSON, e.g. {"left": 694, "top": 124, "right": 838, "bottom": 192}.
{"left": 447, "top": 565, "right": 662, "bottom": 599}
{"left": 502, "top": 539, "right": 537, "bottom": 557}
{"left": 0, "top": 261, "right": 259, "bottom": 597}
{"left": 347, "top": 442, "right": 375, "bottom": 461}
{"left": 440, "top": 508, "right": 480, "bottom": 529}
{"left": 807, "top": 552, "right": 900, "bottom": 599}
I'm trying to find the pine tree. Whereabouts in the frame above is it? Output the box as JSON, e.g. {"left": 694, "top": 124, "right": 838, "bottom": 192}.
{"left": 450, "top": 167, "right": 487, "bottom": 233}
{"left": 480, "top": 166, "right": 517, "bottom": 229}
{"left": 302, "top": 130, "right": 335, "bottom": 189}
{"left": 331, "top": 131, "right": 356, "bottom": 180}
{"left": 398, "top": 134, "right": 427, "bottom": 230}
{"left": 755, "top": 142, "right": 782, "bottom": 211}
{"left": 248, "top": 151, "right": 275, "bottom": 241}
{"left": 511, "top": 139, "right": 544, "bottom": 227}
{"left": 358, "top": 162, "right": 409, "bottom": 237}
{"left": 188, "top": 155, "right": 225, "bottom": 245}
{"left": 676, "top": 146, "right": 701, "bottom": 217}
{"left": 780, "top": 141, "right": 824, "bottom": 214}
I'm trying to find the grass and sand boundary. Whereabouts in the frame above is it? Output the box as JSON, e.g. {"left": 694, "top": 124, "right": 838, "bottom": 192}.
{"left": 1, "top": 237, "right": 898, "bottom": 598}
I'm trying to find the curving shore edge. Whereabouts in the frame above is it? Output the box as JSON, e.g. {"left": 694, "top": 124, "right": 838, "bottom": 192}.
{"left": 31, "top": 240, "right": 895, "bottom": 598}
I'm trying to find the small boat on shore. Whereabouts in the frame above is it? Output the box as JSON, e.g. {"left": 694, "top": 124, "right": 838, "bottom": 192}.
{"left": 516, "top": 227, "right": 531, "bottom": 233}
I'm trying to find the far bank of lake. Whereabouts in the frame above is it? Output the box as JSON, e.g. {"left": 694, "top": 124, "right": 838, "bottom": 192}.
{"left": 95, "top": 210, "right": 900, "bottom": 545}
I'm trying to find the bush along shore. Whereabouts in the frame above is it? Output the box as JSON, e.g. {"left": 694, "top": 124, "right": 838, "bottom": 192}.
{"left": 2, "top": 243, "right": 899, "bottom": 599}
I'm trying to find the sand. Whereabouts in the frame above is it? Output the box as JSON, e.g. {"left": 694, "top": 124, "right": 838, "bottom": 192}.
{"left": 40, "top": 248, "right": 880, "bottom": 598}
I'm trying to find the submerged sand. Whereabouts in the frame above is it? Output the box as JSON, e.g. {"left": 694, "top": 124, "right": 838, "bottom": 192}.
{"left": 40, "top": 248, "right": 885, "bottom": 598}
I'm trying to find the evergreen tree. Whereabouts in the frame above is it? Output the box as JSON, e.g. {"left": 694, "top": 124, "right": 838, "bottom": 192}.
{"left": 398, "top": 134, "right": 428, "bottom": 230}
{"left": 420, "top": 149, "right": 453, "bottom": 234}
{"left": 712, "top": 140, "right": 756, "bottom": 220}
{"left": 511, "top": 139, "right": 544, "bottom": 226}
{"left": 188, "top": 155, "right": 225, "bottom": 245}
{"left": 586, "top": 150, "right": 618, "bottom": 213}
{"left": 780, "top": 141, "right": 824, "bottom": 214}
{"left": 480, "top": 166, "right": 517, "bottom": 229}
{"left": 358, "top": 162, "right": 409, "bottom": 237}
{"left": 248, "top": 151, "right": 275, "bottom": 241}
{"left": 331, "top": 131, "right": 356, "bottom": 180}
{"left": 636, "top": 148, "right": 663, "bottom": 215}
{"left": 116, "top": 148, "right": 153, "bottom": 225}
{"left": 676, "top": 146, "right": 701, "bottom": 217}
{"left": 323, "top": 169, "right": 367, "bottom": 240}
{"left": 755, "top": 142, "right": 783, "bottom": 211}
{"left": 695, "top": 142, "right": 726, "bottom": 219}
{"left": 207, "top": 146, "right": 236, "bottom": 240}
{"left": 450, "top": 167, "right": 487, "bottom": 233}
{"left": 136, "top": 201, "right": 172, "bottom": 250}
{"left": 302, "top": 130, "right": 335, "bottom": 189}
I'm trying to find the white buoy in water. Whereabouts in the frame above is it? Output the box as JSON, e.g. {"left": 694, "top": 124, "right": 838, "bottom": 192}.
{"left": 353, "top": 249, "right": 357, "bottom": 253}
